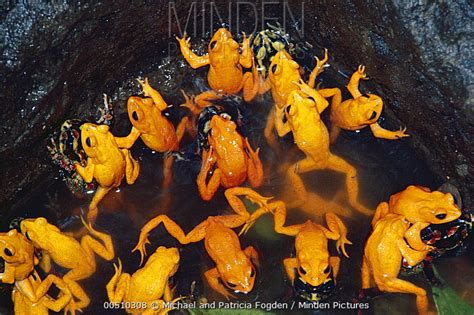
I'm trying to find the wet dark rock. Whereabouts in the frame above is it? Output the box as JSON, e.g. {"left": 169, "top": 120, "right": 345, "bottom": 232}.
{"left": 1, "top": 0, "right": 473, "bottom": 222}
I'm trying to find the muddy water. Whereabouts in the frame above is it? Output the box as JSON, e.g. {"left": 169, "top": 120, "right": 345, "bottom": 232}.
{"left": 1, "top": 63, "right": 472, "bottom": 315}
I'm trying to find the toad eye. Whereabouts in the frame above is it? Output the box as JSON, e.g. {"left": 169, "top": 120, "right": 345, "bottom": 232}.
{"left": 299, "top": 266, "right": 307, "bottom": 275}
{"left": 271, "top": 64, "right": 278, "bottom": 74}
{"left": 323, "top": 266, "right": 331, "bottom": 274}
{"left": 308, "top": 96, "right": 316, "bottom": 103}
{"left": 132, "top": 111, "right": 139, "bottom": 121}
{"left": 436, "top": 213, "right": 447, "bottom": 220}
{"left": 369, "top": 111, "right": 377, "bottom": 120}
{"left": 286, "top": 105, "right": 292, "bottom": 114}
{"left": 210, "top": 40, "right": 217, "bottom": 50}
{"left": 4, "top": 248, "right": 13, "bottom": 257}
{"left": 226, "top": 281, "right": 237, "bottom": 288}
{"left": 25, "top": 231, "right": 31, "bottom": 241}
{"left": 85, "top": 137, "right": 92, "bottom": 147}
{"left": 250, "top": 268, "right": 255, "bottom": 278}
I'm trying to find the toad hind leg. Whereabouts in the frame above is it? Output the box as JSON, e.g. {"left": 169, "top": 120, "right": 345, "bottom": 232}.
{"left": 359, "top": 257, "right": 384, "bottom": 301}
{"left": 225, "top": 187, "right": 272, "bottom": 217}
{"left": 133, "top": 215, "right": 208, "bottom": 264}
{"left": 271, "top": 200, "right": 304, "bottom": 237}
{"left": 88, "top": 186, "right": 111, "bottom": 222}
{"left": 376, "top": 277, "right": 428, "bottom": 315}
{"left": 162, "top": 154, "right": 174, "bottom": 192}
{"left": 63, "top": 278, "right": 89, "bottom": 313}
{"left": 329, "top": 124, "right": 341, "bottom": 143}
{"left": 321, "top": 213, "right": 352, "bottom": 257}
{"left": 42, "top": 289, "right": 73, "bottom": 313}
{"left": 204, "top": 267, "right": 236, "bottom": 300}
{"left": 326, "top": 154, "right": 372, "bottom": 215}
{"left": 244, "top": 139, "right": 264, "bottom": 188}
{"left": 122, "top": 149, "right": 140, "bottom": 185}
{"left": 175, "top": 116, "right": 191, "bottom": 144}
{"left": 160, "top": 116, "right": 191, "bottom": 191}
{"left": 285, "top": 157, "right": 324, "bottom": 209}
{"left": 81, "top": 218, "right": 115, "bottom": 262}
{"left": 264, "top": 108, "right": 280, "bottom": 153}
{"left": 241, "top": 63, "right": 260, "bottom": 102}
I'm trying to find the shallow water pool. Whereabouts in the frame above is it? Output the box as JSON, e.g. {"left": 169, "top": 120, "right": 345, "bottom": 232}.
{"left": 1, "top": 53, "right": 472, "bottom": 315}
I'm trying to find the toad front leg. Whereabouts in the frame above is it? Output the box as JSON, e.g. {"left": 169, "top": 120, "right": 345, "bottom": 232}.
{"left": 239, "top": 32, "right": 253, "bottom": 69}
{"left": 176, "top": 34, "right": 210, "bottom": 69}
{"left": 264, "top": 108, "right": 280, "bottom": 153}
{"left": 369, "top": 123, "right": 409, "bottom": 140}
{"left": 283, "top": 258, "right": 298, "bottom": 285}
{"left": 404, "top": 222, "right": 432, "bottom": 252}
{"left": 307, "top": 49, "right": 329, "bottom": 89}
{"left": 347, "top": 65, "right": 368, "bottom": 99}
{"left": 75, "top": 160, "right": 94, "bottom": 184}
{"left": 138, "top": 78, "right": 167, "bottom": 111}
{"left": 274, "top": 107, "right": 291, "bottom": 138}
{"left": 293, "top": 79, "right": 330, "bottom": 114}
{"left": 0, "top": 265, "right": 15, "bottom": 284}
{"left": 329, "top": 256, "right": 341, "bottom": 281}
{"left": 115, "top": 127, "right": 141, "bottom": 149}
{"left": 243, "top": 246, "right": 260, "bottom": 268}
{"left": 204, "top": 268, "right": 236, "bottom": 300}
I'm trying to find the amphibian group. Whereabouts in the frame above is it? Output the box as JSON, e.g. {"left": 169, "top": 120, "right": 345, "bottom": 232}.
{"left": 2, "top": 26, "right": 470, "bottom": 315}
